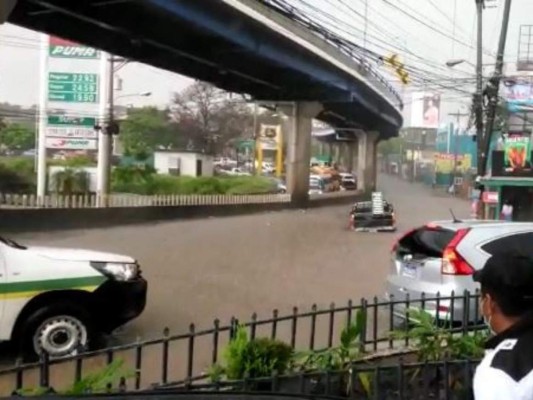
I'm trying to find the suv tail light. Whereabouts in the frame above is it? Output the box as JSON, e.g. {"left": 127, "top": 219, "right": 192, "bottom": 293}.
{"left": 441, "top": 228, "right": 473, "bottom": 275}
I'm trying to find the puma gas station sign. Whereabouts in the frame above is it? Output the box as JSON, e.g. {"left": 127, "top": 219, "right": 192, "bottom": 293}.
{"left": 45, "top": 137, "right": 98, "bottom": 150}
{"left": 48, "top": 36, "right": 99, "bottom": 59}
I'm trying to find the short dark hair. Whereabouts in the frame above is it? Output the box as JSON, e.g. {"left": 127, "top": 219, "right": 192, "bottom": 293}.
{"left": 474, "top": 252, "right": 533, "bottom": 317}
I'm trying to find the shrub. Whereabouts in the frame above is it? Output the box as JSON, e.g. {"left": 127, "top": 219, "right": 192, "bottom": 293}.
{"left": 211, "top": 325, "right": 294, "bottom": 381}
{"left": 111, "top": 171, "right": 278, "bottom": 196}
{"left": 0, "top": 161, "right": 35, "bottom": 193}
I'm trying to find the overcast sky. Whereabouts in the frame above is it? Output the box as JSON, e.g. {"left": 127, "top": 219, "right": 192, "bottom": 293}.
{"left": 1, "top": 0, "right": 533, "bottom": 127}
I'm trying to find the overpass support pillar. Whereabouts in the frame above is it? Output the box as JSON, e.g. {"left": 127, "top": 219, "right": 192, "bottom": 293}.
{"left": 284, "top": 102, "right": 323, "bottom": 206}
{"left": 347, "top": 142, "right": 355, "bottom": 173}
{"left": 357, "top": 131, "right": 379, "bottom": 192}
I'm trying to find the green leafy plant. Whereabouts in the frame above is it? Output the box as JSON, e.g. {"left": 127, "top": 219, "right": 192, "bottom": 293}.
{"left": 392, "top": 308, "right": 488, "bottom": 362}
{"left": 210, "top": 325, "right": 294, "bottom": 381}
{"left": 294, "top": 310, "right": 371, "bottom": 397}
{"left": 15, "top": 359, "right": 132, "bottom": 396}
{"left": 390, "top": 308, "right": 488, "bottom": 397}
{"left": 295, "top": 310, "right": 366, "bottom": 371}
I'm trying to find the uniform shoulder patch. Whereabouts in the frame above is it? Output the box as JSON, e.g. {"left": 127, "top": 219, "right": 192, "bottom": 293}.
{"left": 491, "top": 334, "right": 533, "bottom": 382}
{"left": 499, "top": 339, "right": 518, "bottom": 350}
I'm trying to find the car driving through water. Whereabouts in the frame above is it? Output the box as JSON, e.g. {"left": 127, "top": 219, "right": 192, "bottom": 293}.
{"left": 385, "top": 219, "right": 533, "bottom": 325}
{"left": 0, "top": 235, "right": 147, "bottom": 359}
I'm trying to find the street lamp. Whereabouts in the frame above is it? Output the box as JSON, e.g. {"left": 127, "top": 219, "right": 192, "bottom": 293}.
{"left": 115, "top": 91, "right": 152, "bottom": 101}
{"left": 445, "top": 59, "right": 473, "bottom": 68}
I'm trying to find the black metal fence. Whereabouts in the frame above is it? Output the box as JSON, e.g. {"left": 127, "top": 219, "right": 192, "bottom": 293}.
{"left": 0, "top": 292, "right": 484, "bottom": 395}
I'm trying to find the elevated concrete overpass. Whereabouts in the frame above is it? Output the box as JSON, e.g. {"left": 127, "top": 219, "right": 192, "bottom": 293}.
{"left": 5, "top": 0, "right": 403, "bottom": 204}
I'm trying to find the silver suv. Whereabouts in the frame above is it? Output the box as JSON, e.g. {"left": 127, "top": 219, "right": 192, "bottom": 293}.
{"left": 385, "top": 220, "right": 533, "bottom": 324}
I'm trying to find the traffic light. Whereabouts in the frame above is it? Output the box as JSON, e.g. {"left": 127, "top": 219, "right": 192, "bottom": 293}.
{"left": 384, "top": 54, "right": 410, "bottom": 85}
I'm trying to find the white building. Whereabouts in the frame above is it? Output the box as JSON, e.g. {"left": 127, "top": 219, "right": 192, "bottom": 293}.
{"left": 153, "top": 150, "right": 214, "bottom": 177}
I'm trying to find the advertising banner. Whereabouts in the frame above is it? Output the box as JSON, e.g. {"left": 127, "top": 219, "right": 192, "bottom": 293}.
{"left": 45, "top": 137, "right": 98, "bottom": 150}
{"left": 501, "top": 77, "right": 533, "bottom": 112}
{"left": 504, "top": 134, "right": 532, "bottom": 171}
{"left": 434, "top": 153, "right": 472, "bottom": 174}
{"left": 410, "top": 92, "right": 441, "bottom": 128}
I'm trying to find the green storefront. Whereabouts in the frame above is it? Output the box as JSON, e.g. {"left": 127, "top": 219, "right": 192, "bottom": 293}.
{"left": 480, "top": 133, "right": 533, "bottom": 221}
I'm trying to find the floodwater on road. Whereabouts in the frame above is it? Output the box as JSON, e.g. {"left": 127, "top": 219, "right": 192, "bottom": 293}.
{"left": 0, "top": 175, "right": 469, "bottom": 392}
{"left": 12, "top": 175, "right": 469, "bottom": 342}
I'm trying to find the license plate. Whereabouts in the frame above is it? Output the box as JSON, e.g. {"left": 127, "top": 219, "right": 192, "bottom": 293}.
{"left": 401, "top": 263, "right": 419, "bottom": 279}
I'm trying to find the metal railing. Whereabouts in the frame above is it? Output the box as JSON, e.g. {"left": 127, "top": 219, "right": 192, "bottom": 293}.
{"left": 0, "top": 292, "right": 484, "bottom": 395}
{"left": 0, "top": 193, "right": 292, "bottom": 209}
{"left": 257, "top": 0, "right": 403, "bottom": 109}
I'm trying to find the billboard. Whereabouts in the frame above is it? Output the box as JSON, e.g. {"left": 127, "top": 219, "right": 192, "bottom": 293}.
{"left": 411, "top": 92, "right": 441, "bottom": 128}
{"left": 434, "top": 153, "right": 472, "bottom": 174}
{"left": 502, "top": 77, "right": 533, "bottom": 112}
{"left": 503, "top": 133, "right": 532, "bottom": 171}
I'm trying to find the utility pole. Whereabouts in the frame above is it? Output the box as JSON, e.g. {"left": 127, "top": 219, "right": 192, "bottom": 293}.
{"left": 96, "top": 56, "right": 113, "bottom": 206}
{"left": 480, "top": 0, "right": 513, "bottom": 177}
{"left": 96, "top": 56, "right": 127, "bottom": 206}
{"left": 474, "top": 0, "right": 485, "bottom": 174}
{"left": 449, "top": 111, "right": 469, "bottom": 189}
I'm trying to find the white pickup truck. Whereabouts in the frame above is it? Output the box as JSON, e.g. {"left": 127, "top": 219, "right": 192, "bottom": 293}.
{"left": 0, "top": 236, "right": 147, "bottom": 359}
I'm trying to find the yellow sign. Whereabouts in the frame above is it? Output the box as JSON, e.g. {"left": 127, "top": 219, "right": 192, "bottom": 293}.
{"left": 256, "top": 124, "right": 283, "bottom": 177}
{"left": 434, "top": 153, "right": 472, "bottom": 174}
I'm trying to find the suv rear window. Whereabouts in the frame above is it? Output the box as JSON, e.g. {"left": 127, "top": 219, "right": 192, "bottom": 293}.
{"left": 481, "top": 232, "right": 533, "bottom": 257}
{"left": 397, "top": 227, "right": 456, "bottom": 258}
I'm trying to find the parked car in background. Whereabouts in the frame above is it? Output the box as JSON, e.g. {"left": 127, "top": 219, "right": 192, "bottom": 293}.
{"left": 385, "top": 220, "right": 533, "bottom": 325}
{"left": 270, "top": 178, "right": 287, "bottom": 193}
{"left": 0, "top": 236, "right": 147, "bottom": 359}
{"left": 221, "top": 167, "right": 251, "bottom": 176}
{"left": 339, "top": 173, "right": 357, "bottom": 190}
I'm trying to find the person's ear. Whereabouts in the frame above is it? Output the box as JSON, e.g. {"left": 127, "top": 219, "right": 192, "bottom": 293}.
{"left": 482, "top": 293, "right": 496, "bottom": 317}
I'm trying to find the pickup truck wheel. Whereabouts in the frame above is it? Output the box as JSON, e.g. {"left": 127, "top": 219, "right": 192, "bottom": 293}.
{"left": 21, "top": 304, "right": 93, "bottom": 360}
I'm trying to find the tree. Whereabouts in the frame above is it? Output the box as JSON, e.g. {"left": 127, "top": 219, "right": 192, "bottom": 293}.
{"left": 0, "top": 123, "right": 35, "bottom": 151}
{"left": 119, "top": 107, "right": 180, "bottom": 159}
{"left": 377, "top": 137, "right": 405, "bottom": 157}
{"left": 171, "top": 82, "right": 251, "bottom": 154}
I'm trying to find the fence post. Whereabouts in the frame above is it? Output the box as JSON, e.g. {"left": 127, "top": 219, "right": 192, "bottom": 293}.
{"left": 187, "top": 323, "right": 195, "bottom": 381}
{"left": 290, "top": 307, "right": 298, "bottom": 349}
{"left": 39, "top": 352, "right": 50, "bottom": 389}
{"left": 359, "top": 298, "right": 368, "bottom": 352}
{"left": 328, "top": 302, "right": 335, "bottom": 348}
{"left": 309, "top": 304, "right": 317, "bottom": 350}
{"left": 271, "top": 309, "right": 279, "bottom": 340}
{"left": 161, "top": 327, "right": 170, "bottom": 385}
{"left": 212, "top": 319, "right": 220, "bottom": 364}
{"left": 249, "top": 313, "right": 257, "bottom": 340}
{"left": 134, "top": 337, "right": 143, "bottom": 390}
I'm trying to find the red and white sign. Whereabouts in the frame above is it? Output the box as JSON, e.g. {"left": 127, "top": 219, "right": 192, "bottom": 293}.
{"left": 482, "top": 191, "right": 499, "bottom": 204}
{"left": 48, "top": 36, "right": 99, "bottom": 59}
{"left": 45, "top": 137, "right": 98, "bottom": 150}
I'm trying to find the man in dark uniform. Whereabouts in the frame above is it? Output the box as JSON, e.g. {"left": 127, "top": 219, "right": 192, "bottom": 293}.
{"left": 473, "top": 252, "right": 533, "bottom": 399}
